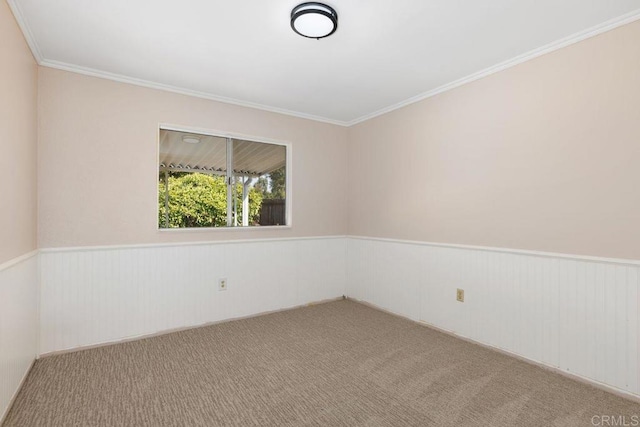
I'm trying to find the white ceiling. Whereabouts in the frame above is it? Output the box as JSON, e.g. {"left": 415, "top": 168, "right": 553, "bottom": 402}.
{"left": 9, "top": 0, "right": 640, "bottom": 125}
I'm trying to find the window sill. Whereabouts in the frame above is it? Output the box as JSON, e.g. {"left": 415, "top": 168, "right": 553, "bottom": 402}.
{"left": 158, "top": 225, "right": 292, "bottom": 233}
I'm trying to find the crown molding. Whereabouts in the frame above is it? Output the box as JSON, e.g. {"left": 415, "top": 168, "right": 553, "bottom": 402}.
{"left": 7, "top": 0, "right": 640, "bottom": 128}
{"left": 6, "top": 0, "right": 43, "bottom": 63}
{"left": 38, "top": 59, "right": 350, "bottom": 127}
{"left": 346, "top": 8, "right": 640, "bottom": 126}
{"left": 9, "top": 0, "right": 346, "bottom": 125}
{"left": 8, "top": 0, "right": 348, "bottom": 126}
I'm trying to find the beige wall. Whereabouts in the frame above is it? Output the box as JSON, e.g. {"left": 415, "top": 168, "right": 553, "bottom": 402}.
{"left": 0, "top": 1, "right": 38, "bottom": 264}
{"left": 38, "top": 68, "right": 348, "bottom": 248}
{"left": 29, "top": 18, "right": 640, "bottom": 258}
{"left": 348, "top": 20, "right": 640, "bottom": 260}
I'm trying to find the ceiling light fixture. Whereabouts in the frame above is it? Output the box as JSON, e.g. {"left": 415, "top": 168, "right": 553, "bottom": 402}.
{"left": 291, "top": 2, "right": 338, "bottom": 39}
{"left": 182, "top": 135, "right": 201, "bottom": 144}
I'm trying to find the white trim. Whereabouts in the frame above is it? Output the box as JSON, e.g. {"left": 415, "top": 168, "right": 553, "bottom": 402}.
{"left": 39, "top": 235, "right": 640, "bottom": 266}
{"left": 348, "top": 235, "right": 640, "bottom": 266}
{"left": 345, "top": 8, "right": 640, "bottom": 126}
{"left": 0, "top": 250, "right": 38, "bottom": 272}
{"left": 350, "top": 298, "right": 640, "bottom": 403}
{"left": 158, "top": 225, "right": 293, "bottom": 233}
{"left": 38, "top": 235, "right": 347, "bottom": 254}
{"left": 285, "top": 138, "right": 293, "bottom": 228}
{"left": 5, "top": 0, "right": 43, "bottom": 63}
{"left": 39, "top": 59, "right": 349, "bottom": 127}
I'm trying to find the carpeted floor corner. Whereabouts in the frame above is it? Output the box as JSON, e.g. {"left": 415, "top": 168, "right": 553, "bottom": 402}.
{"left": 4, "top": 300, "right": 639, "bottom": 426}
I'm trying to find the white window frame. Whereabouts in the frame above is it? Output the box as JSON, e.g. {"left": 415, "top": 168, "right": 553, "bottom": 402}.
{"left": 157, "top": 123, "right": 292, "bottom": 231}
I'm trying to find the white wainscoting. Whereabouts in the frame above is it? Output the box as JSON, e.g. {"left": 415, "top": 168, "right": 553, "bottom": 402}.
{"left": 39, "top": 237, "right": 347, "bottom": 355}
{"left": 0, "top": 252, "right": 39, "bottom": 423}
{"left": 346, "top": 236, "right": 640, "bottom": 398}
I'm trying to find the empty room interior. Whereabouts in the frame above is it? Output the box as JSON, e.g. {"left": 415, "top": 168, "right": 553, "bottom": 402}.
{"left": 2, "top": 0, "right": 640, "bottom": 425}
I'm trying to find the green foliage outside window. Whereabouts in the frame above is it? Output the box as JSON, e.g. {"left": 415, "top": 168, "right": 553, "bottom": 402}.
{"left": 158, "top": 172, "right": 263, "bottom": 228}
{"left": 253, "top": 166, "right": 285, "bottom": 200}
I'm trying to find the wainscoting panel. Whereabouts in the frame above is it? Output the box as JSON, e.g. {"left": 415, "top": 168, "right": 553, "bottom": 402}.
{"left": 0, "top": 252, "right": 38, "bottom": 422}
{"left": 346, "top": 237, "right": 640, "bottom": 397}
{"left": 39, "top": 237, "right": 347, "bottom": 355}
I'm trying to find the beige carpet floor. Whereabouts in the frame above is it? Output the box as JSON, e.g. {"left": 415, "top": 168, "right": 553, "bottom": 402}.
{"left": 4, "top": 300, "right": 639, "bottom": 426}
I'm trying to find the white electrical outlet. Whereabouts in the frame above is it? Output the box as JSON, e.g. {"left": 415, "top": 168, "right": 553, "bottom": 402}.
{"left": 218, "top": 278, "right": 228, "bottom": 291}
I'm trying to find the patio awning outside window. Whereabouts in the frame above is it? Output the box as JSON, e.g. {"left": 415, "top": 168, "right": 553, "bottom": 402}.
{"left": 159, "top": 129, "right": 285, "bottom": 177}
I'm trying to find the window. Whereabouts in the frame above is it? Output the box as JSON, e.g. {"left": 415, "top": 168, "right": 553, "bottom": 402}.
{"left": 158, "top": 128, "right": 288, "bottom": 229}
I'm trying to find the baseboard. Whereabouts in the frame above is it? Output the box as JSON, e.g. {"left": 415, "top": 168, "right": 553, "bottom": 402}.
{"left": 347, "top": 297, "right": 640, "bottom": 404}
{"left": 39, "top": 296, "right": 345, "bottom": 358}
{"left": 0, "top": 358, "right": 36, "bottom": 425}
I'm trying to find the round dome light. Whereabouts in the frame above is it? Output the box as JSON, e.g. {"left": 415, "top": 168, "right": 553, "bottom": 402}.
{"left": 182, "top": 135, "right": 201, "bottom": 144}
{"left": 291, "top": 2, "right": 338, "bottom": 39}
